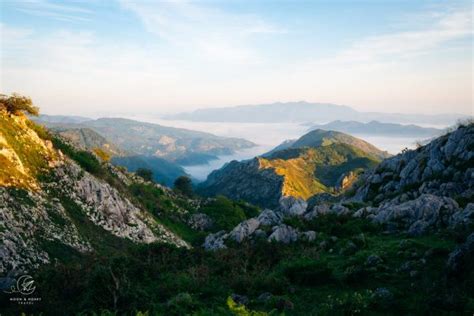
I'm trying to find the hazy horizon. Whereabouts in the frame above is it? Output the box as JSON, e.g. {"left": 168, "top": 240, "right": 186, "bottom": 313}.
{"left": 1, "top": 0, "right": 472, "bottom": 117}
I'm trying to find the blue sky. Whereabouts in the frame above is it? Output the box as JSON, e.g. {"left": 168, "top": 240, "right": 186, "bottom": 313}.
{"left": 0, "top": 0, "right": 472, "bottom": 116}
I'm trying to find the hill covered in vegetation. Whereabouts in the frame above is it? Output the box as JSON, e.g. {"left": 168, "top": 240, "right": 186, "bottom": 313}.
{"left": 199, "top": 130, "right": 385, "bottom": 208}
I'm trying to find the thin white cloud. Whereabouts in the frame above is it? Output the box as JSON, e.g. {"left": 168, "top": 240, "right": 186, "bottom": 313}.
{"left": 120, "top": 0, "right": 284, "bottom": 64}
{"left": 10, "top": 0, "right": 92, "bottom": 22}
{"left": 333, "top": 6, "right": 472, "bottom": 63}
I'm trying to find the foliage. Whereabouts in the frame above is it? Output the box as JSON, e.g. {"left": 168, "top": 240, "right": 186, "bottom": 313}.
{"left": 227, "top": 297, "right": 268, "bottom": 316}
{"left": 93, "top": 147, "right": 111, "bottom": 162}
{"left": 201, "top": 196, "right": 248, "bottom": 231}
{"left": 52, "top": 136, "right": 102, "bottom": 175}
{"left": 0, "top": 92, "right": 39, "bottom": 116}
{"left": 2, "top": 214, "right": 472, "bottom": 315}
{"left": 174, "top": 175, "right": 194, "bottom": 197}
{"left": 136, "top": 167, "right": 154, "bottom": 182}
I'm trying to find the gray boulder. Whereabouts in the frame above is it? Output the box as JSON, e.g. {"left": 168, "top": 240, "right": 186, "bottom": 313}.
{"left": 187, "top": 213, "right": 213, "bottom": 231}
{"left": 304, "top": 203, "right": 350, "bottom": 220}
{"left": 370, "top": 194, "right": 459, "bottom": 234}
{"left": 278, "top": 196, "right": 307, "bottom": 216}
{"left": 257, "top": 209, "right": 282, "bottom": 226}
{"left": 228, "top": 218, "right": 260, "bottom": 243}
{"left": 268, "top": 225, "right": 299, "bottom": 243}
{"left": 450, "top": 203, "right": 474, "bottom": 228}
{"left": 203, "top": 231, "right": 227, "bottom": 250}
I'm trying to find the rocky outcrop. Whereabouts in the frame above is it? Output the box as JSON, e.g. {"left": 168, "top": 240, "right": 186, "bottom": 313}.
{"left": 304, "top": 203, "right": 350, "bottom": 220}
{"left": 364, "top": 194, "right": 459, "bottom": 235}
{"left": 203, "top": 231, "right": 228, "bottom": 251}
{"left": 278, "top": 197, "right": 308, "bottom": 216}
{"left": 187, "top": 213, "right": 213, "bottom": 231}
{"left": 257, "top": 209, "right": 283, "bottom": 226}
{"left": 53, "top": 161, "right": 188, "bottom": 247}
{"left": 228, "top": 218, "right": 260, "bottom": 243}
{"left": 0, "top": 187, "right": 91, "bottom": 273}
{"left": 353, "top": 123, "right": 474, "bottom": 205}
{"left": 268, "top": 225, "right": 299, "bottom": 243}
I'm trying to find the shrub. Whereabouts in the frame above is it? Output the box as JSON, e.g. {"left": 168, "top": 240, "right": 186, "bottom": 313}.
{"left": 174, "top": 175, "right": 194, "bottom": 197}
{"left": 282, "top": 259, "right": 334, "bottom": 286}
{"left": 136, "top": 168, "right": 153, "bottom": 182}
{"left": 0, "top": 93, "right": 39, "bottom": 116}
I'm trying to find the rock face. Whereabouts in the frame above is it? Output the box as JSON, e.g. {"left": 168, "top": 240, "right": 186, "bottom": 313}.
{"left": 278, "top": 197, "right": 308, "bottom": 216}
{"left": 353, "top": 123, "right": 474, "bottom": 205}
{"left": 0, "top": 113, "right": 191, "bottom": 272}
{"left": 346, "top": 123, "right": 474, "bottom": 234}
{"left": 365, "top": 194, "right": 460, "bottom": 235}
{"left": 257, "top": 209, "right": 283, "bottom": 226}
{"left": 228, "top": 219, "right": 260, "bottom": 243}
{"left": 203, "top": 231, "right": 228, "bottom": 251}
{"left": 54, "top": 162, "right": 188, "bottom": 246}
{"left": 0, "top": 186, "right": 91, "bottom": 273}
{"left": 268, "top": 225, "right": 299, "bottom": 243}
{"left": 304, "top": 203, "right": 350, "bottom": 220}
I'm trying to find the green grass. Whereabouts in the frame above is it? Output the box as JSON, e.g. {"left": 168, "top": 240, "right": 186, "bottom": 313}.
{"left": 4, "top": 214, "right": 470, "bottom": 316}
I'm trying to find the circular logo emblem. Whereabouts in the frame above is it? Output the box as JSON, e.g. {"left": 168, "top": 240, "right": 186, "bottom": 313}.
{"left": 16, "top": 275, "right": 36, "bottom": 295}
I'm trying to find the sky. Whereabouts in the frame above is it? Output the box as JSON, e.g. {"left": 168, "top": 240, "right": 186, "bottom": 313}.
{"left": 0, "top": 0, "right": 472, "bottom": 117}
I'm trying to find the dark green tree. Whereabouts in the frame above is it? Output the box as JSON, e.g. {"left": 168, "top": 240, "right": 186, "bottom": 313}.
{"left": 173, "top": 175, "right": 193, "bottom": 197}
{"left": 136, "top": 168, "right": 153, "bottom": 182}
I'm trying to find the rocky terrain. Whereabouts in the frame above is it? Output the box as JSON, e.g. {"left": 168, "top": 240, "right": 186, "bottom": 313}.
{"left": 202, "top": 122, "right": 473, "bottom": 250}
{"left": 199, "top": 130, "right": 384, "bottom": 208}
{"left": 1, "top": 103, "right": 473, "bottom": 315}
{"left": 0, "top": 110, "right": 189, "bottom": 273}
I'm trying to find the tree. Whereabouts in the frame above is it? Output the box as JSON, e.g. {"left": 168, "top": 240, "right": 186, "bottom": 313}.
{"left": 136, "top": 168, "right": 153, "bottom": 182}
{"left": 173, "top": 176, "right": 193, "bottom": 197}
{"left": 0, "top": 93, "right": 39, "bottom": 116}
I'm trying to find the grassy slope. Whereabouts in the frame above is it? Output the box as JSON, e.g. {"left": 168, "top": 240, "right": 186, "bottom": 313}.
{"left": 0, "top": 111, "right": 57, "bottom": 188}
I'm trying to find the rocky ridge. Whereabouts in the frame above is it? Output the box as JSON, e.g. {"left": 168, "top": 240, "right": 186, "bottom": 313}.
{"left": 203, "top": 123, "right": 474, "bottom": 249}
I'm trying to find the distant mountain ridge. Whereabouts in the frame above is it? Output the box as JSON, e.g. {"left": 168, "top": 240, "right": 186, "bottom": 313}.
{"left": 34, "top": 116, "right": 256, "bottom": 165}
{"left": 165, "top": 101, "right": 469, "bottom": 125}
{"left": 306, "top": 120, "right": 444, "bottom": 138}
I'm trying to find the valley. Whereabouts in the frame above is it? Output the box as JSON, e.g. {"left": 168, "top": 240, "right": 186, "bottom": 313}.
{"left": 0, "top": 95, "right": 472, "bottom": 315}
